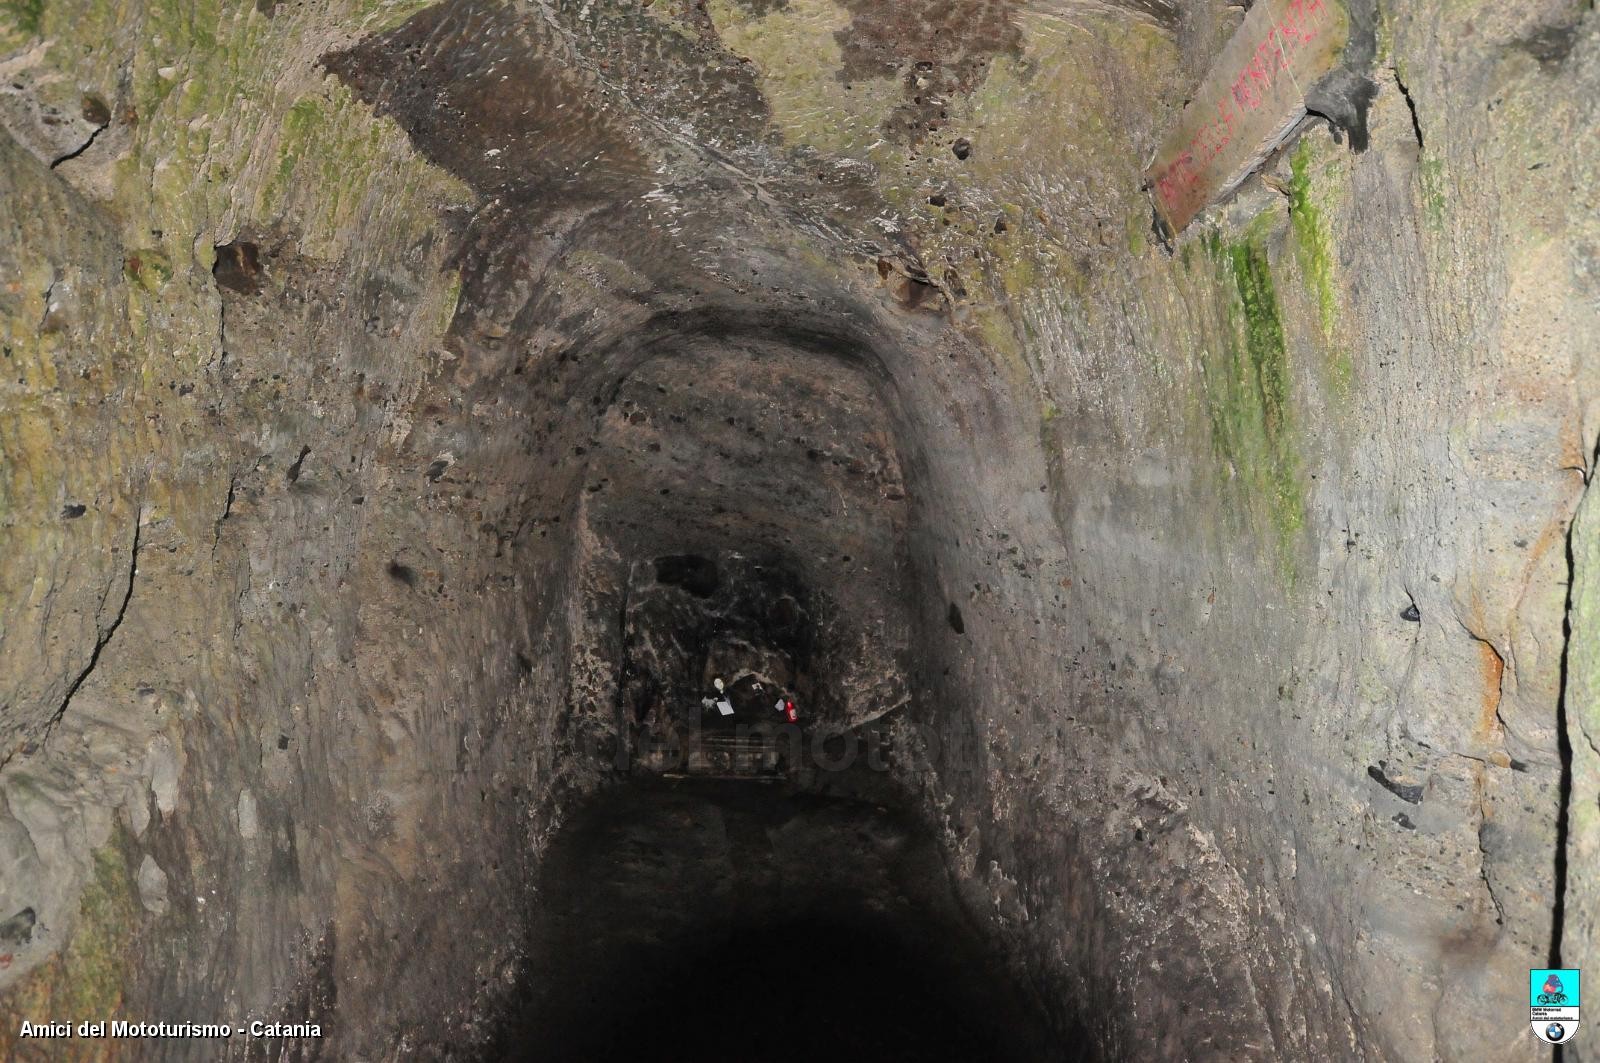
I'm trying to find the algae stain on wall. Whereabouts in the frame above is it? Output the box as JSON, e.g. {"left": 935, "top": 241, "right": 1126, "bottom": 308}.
{"left": 1287, "top": 140, "right": 1353, "bottom": 398}
{"left": 0, "top": 0, "right": 44, "bottom": 38}
{"left": 257, "top": 87, "right": 472, "bottom": 259}
{"left": 706, "top": 0, "right": 900, "bottom": 159}
{"left": 1200, "top": 224, "right": 1307, "bottom": 580}
{"left": 10, "top": 0, "right": 472, "bottom": 281}
{"left": 0, "top": 841, "right": 138, "bottom": 1062}
{"left": 1418, "top": 156, "right": 1447, "bottom": 231}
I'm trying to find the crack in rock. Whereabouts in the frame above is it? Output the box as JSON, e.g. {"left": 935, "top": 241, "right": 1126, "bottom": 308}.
{"left": 15, "top": 512, "right": 142, "bottom": 767}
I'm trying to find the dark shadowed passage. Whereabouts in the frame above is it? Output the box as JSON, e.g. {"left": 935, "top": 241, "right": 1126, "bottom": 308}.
{"left": 489, "top": 781, "right": 1079, "bottom": 1063}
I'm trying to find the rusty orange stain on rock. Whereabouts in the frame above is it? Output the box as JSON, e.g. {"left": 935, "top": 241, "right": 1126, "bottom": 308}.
{"left": 1476, "top": 639, "right": 1504, "bottom": 741}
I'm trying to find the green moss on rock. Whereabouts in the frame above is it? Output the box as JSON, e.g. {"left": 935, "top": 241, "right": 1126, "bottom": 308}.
{"left": 59, "top": 844, "right": 139, "bottom": 1020}
{"left": 1419, "top": 156, "right": 1447, "bottom": 230}
{"left": 1288, "top": 142, "right": 1352, "bottom": 397}
{"left": 0, "top": 839, "right": 138, "bottom": 1062}
{"left": 1202, "top": 226, "right": 1305, "bottom": 580}
{"left": 124, "top": 248, "right": 174, "bottom": 294}
{"left": 1289, "top": 147, "right": 1333, "bottom": 333}
{"left": 0, "top": 0, "right": 45, "bottom": 36}
{"left": 706, "top": 0, "right": 901, "bottom": 159}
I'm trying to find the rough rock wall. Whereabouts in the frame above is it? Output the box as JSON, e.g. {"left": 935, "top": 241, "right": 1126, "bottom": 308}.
{"left": 0, "top": 0, "right": 1594, "bottom": 1060}
{"left": 1571, "top": 415, "right": 1600, "bottom": 1063}
{"left": 0, "top": 2, "right": 604, "bottom": 1056}
{"left": 885, "top": 1, "right": 1600, "bottom": 1058}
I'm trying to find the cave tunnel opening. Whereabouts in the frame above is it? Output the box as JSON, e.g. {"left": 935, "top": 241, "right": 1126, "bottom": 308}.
{"left": 3, "top": 0, "right": 1593, "bottom": 1057}
{"left": 488, "top": 779, "right": 1080, "bottom": 1063}
{"left": 626, "top": 550, "right": 818, "bottom": 739}
{"left": 571, "top": 324, "right": 926, "bottom": 776}
{"left": 482, "top": 310, "right": 1087, "bottom": 1059}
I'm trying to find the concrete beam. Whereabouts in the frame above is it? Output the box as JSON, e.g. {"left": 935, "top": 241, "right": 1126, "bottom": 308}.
{"left": 1146, "top": 0, "right": 1350, "bottom": 234}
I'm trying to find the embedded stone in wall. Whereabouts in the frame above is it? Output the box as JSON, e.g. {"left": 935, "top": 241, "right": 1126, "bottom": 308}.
{"left": 1146, "top": 0, "right": 1349, "bottom": 233}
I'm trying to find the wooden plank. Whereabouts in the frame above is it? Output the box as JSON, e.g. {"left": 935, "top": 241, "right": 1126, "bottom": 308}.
{"left": 1146, "top": 0, "right": 1350, "bottom": 234}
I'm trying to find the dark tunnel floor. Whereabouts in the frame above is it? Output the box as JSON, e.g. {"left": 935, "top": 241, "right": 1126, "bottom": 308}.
{"left": 488, "top": 780, "right": 1081, "bottom": 1063}
{"left": 503, "top": 917, "right": 1039, "bottom": 1063}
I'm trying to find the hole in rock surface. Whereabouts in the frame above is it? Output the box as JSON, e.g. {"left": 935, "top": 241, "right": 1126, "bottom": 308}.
{"left": 490, "top": 781, "right": 1077, "bottom": 1063}
{"left": 654, "top": 553, "right": 722, "bottom": 599}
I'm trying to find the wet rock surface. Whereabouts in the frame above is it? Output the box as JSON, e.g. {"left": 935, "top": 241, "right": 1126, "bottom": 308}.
{"left": 0, "top": 0, "right": 1594, "bottom": 1060}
